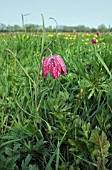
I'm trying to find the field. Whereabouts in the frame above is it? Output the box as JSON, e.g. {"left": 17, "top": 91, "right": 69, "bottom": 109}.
{"left": 0, "top": 30, "right": 112, "bottom": 170}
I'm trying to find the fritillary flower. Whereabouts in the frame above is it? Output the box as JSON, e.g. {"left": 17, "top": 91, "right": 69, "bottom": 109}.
{"left": 92, "top": 38, "right": 97, "bottom": 44}
{"left": 42, "top": 55, "right": 67, "bottom": 78}
{"left": 96, "top": 32, "right": 100, "bottom": 36}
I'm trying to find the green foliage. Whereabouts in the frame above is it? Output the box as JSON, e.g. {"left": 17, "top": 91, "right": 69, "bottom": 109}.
{"left": 0, "top": 32, "right": 112, "bottom": 170}
{"left": 90, "top": 131, "right": 110, "bottom": 170}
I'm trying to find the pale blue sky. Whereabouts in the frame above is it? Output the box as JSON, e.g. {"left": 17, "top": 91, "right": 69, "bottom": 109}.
{"left": 0, "top": 0, "right": 112, "bottom": 28}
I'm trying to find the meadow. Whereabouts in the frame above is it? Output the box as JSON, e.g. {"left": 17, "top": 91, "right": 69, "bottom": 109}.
{"left": 0, "top": 29, "right": 112, "bottom": 170}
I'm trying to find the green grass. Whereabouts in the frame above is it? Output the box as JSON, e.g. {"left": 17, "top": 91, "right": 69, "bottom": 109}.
{"left": 0, "top": 31, "right": 112, "bottom": 170}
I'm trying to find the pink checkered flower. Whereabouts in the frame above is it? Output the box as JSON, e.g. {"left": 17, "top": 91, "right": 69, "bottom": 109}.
{"left": 42, "top": 55, "right": 67, "bottom": 78}
{"left": 96, "top": 32, "right": 100, "bottom": 36}
{"left": 92, "top": 38, "right": 97, "bottom": 44}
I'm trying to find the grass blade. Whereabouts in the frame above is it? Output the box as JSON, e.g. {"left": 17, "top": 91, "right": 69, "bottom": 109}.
{"left": 45, "top": 131, "right": 67, "bottom": 170}
{"left": 95, "top": 51, "right": 112, "bottom": 78}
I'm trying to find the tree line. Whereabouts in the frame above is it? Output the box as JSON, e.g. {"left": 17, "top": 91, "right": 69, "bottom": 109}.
{"left": 0, "top": 23, "right": 111, "bottom": 33}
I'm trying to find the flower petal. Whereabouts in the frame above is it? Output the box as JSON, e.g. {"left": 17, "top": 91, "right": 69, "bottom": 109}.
{"left": 53, "top": 55, "right": 67, "bottom": 74}
{"left": 42, "top": 56, "right": 51, "bottom": 78}
{"left": 49, "top": 59, "right": 61, "bottom": 78}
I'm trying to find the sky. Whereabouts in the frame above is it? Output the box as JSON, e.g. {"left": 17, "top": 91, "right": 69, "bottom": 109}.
{"left": 0, "top": 0, "right": 112, "bottom": 28}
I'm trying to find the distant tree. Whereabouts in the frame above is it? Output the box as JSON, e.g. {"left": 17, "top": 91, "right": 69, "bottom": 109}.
{"left": 0, "top": 23, "right": 6, "bottom": 32}
{"left": 6, "top": 25, "right": 15, "bottom": 32}
{"left": 75, "top": 25, "right": 91, "bottom": 32}
{"left": 63, "top": 26, "right": 69, "bottom": 32}
{"left": 98, "top": 24, "right": 107, "bottom": 32}
{"left": 61, "top": 26, "right": 74, "bottom": 32}
{"left": 46, "top": 26, "right": 53, "bottom": 32}
{"left": 0, "top": 22, "right": 110, "bottom": 33}
{"left": 91, "top": 27, "right": 97, "bottom": 33}
{"left": 25, "top": 24, "right": 38, "bottom": 32}
{"left": 13, "top": 25, "right": 22, "bottom": 32}
{"left": 110, "top": 27, "right": 112, "bottom": 32}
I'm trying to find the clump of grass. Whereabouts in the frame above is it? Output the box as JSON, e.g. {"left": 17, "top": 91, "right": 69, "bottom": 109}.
{"left": 0, "top": 16, "right": 112, "bottom": 170}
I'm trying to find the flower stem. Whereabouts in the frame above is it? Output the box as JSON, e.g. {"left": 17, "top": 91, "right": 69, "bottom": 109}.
{"left": 35, "top": 15, "right": 58, "bottom": 112}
